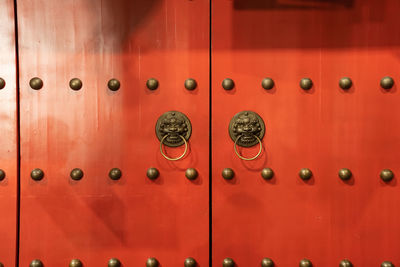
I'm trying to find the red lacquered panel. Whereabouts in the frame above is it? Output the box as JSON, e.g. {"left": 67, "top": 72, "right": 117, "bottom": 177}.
{"left": 0, "top": 1, "right": 17, "bottom": 266}
{"left": 18, "top": 0, "right": 209, "bottom": 266}
{"left": 213, "top": 0, "right": 400, "bottom": 266}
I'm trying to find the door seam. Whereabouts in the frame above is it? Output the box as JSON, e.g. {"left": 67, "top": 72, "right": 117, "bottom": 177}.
{"left": 13, "top": 0, "right": 21, "bottom": 266}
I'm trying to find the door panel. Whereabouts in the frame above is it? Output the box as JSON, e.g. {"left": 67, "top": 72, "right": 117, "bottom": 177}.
{"left": 0, "top": 1, "right": 17, "bottom": 266}
{"left": 18, "top": 0, "right": 209, "bottom": 265}
{"left": 213, "top": 0, "right": 400, "bottom": 266}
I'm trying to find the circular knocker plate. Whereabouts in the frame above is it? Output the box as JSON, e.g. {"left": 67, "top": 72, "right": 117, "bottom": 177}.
{"left": 229, "top": 111, "right": 265, "bottom": 147}
{"left": 155, "top": 111, "right": 192, "bottom": 147}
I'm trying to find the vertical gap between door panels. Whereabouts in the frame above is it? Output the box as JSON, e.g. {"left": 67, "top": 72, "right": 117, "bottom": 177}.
{"left": 13, "top": 0, "right": 20, "bottom": 266}
{"left": 209, "top": 0, "right": 212, "bottom": 266}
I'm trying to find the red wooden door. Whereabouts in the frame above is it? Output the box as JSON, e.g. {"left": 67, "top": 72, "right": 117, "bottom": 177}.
{"left": 17, "top": 0, "right": 209, "bottom": 266}
{"left": 212, "top": 0, "right": 400, "bottom": 266}
{"left": 0, "top": 1, "right": 17, "bottom": 266}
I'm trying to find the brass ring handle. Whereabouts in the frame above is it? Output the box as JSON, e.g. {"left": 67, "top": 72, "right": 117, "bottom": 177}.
{"left": 234, "top": 134, "right": 262, "bottom": 161}
{"left": 160, "top": 134, "right": 188, "bottom": 161}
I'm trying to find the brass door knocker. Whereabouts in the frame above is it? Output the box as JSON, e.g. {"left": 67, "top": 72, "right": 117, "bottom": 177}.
{"left": 229, "top": 111, "right": 265, "bottom": 161}
{"left": 155, "top": 111, "right": 191, "bottom": 161}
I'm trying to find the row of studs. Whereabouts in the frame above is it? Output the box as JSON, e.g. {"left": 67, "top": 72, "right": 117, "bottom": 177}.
{"left": 222, "top": 77, "right": 395, "bottom": 90}
{"left": 25, "top": 257, "right": 396, "bottom": 267}
{"left": 223, "top": 257, "right": 394, "bottom": 267}
{"left": 22, "top": 167, "right": 394, "bottom": 183}
{"left": 222, "top": 168, "right": 395, "bottom": 182}
{"left": 1, "top": 76, "right": 395, "bottom": 92}
{"left": 28, "top": 257, "right": 196, "bottom": 267}
{"left": 26, "top": 168, "right": 199, "bottom": 181}
{"left": 25, "top": 77, "right": 199, "bottom": 91}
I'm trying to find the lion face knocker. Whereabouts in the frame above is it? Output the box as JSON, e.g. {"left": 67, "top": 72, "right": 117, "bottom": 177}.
{"left": 229, "top": 111, "right": 265, "bottom": 148}
{"left": 156, "top": 111, "right": 192, "bottom": 148}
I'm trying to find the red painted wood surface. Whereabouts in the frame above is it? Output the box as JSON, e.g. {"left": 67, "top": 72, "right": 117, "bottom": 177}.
{"left": 0, "top": 1, "right": 17, "bottom": 266}
{"left": 18, "top": 0, "right": 209, "bottom": 265}
{"left": 212, "top": 0, "right": 400, "bottom": 266}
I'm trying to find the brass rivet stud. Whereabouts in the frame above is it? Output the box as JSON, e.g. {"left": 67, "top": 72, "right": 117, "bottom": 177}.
{"left": 299, "top": 168, "right": 312, "bottom": 180}
{"left": 0, "top": 78, "right": 5, "bottom": 89}
{"left": 299, "top": 259, "right": 312, "bottom": 267}
{"left": 261, "top": 168, "right": 274, "bottom": 180}
{"left": 381, "top": 76, "right": 394, "bottom": 90}
{"left": 109, "top": 168, "right": 122, "bottom": 180}
{"left": 300, "top": 78, "right": 313, "bottom": 90}
{"left": 31, "top": 168, "right": 44, "bottom": 181}
{"left": 184, "top": 257, "right": 197, "bottom": 267}
{"left": 340, "top": 259, "right": 353, "bottom": 267}
{"left": 222, "top": 78, "right": 235, "bottom": 90}
{"left": 222, "top": 168, "right": 235, "bottom": 180}
{"left": 146, "top": 78, "right": 159, "bottom": 90}
{"left": 262, "top": 78, "right": 275, "bottom": 90}
{"left": 381, "top": 261, "right": 394, "bottom": 267}
{"left": 223, "top": 258, "right": 235, "bottom": 267}
{"left": 146, "top": 257, "right": 159, "bottom": 267}
{"left": 108, "top": 79, "right": 120, "bottom": 91}
{"left": 338, "top": 168, "right": 352, "bottom": 181}
{"left": 69, "top": 78, "right": 82, "bottom": 90}
{"left": 30, "top": 259, "right": 43, "bottom": 267}
{"left": 29, "top": 77, "right": 43, "bottom": 90}
{"left": 69, "top": 259, "right": 83, "bottom": 267}
{"left": 108, "top": 258, "right": 121, "bottom": 267}
{"left": 0, "top": 169, "right": 5, "bottom": 181}
{"left": 261, "top": 257, "right": 275, "bottom": 267}
{"left": 185, "top": 168, "right": 198, "bottom": 180}
{"left": 185, "top": 78, "right": 197, "bottom": 91}
{"left": 147, "top": 168, "right": 159, "bottom": 180}
{"left": 380, "top": 169, "right": 394, "bottom": 182}
{"left": 70, "top": 168, "right": 84, "bottom": 181}
{"left": 339, "top": 77, "right": 352, "bottom": 90}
